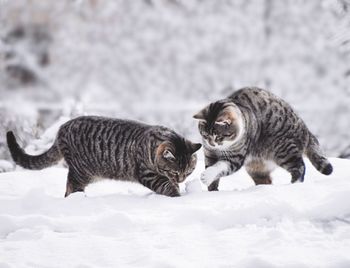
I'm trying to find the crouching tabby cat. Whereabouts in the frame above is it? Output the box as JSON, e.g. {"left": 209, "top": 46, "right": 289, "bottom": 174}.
{"left": 7, "top": 116, "right": 201, "bottom": 197}
{"left": 194, "top": 87, "right": 333, "bottom": 191}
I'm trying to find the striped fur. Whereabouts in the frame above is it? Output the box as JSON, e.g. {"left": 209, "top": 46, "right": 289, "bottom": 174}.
{"left": 194, "top": 87, "right": 333, "bottom": 190}
{"left": 7, "top": 116, "right": 201, "bottom": 197}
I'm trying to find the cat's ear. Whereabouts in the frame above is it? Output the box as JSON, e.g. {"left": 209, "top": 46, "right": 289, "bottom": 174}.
{"left": 216, "top": 105, "right": 236, "bottom": 124}
{"left": 156, "top": 142, "right": 175, "bottom": 160}
{"left": 193, "top": 107, "right": 207, "bottom": 121}
{"left": 163, "top": 149, "right": 176, "bottom": 160}
{"left": 189, "top": 142, "right": 202, "bottom": 154}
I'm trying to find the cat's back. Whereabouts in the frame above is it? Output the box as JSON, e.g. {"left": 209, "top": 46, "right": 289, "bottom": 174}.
{"left": 56, "top": 116, "right": 153, "bottom": 178}
{"left": 59, "top": 116, "right": 150, "bottom": 134}
{"left": 229, "top": 87, "right": 283, "bottom": 108}
{"left": 57, "top": 116, "right": 153, "bottom": 148}
{"left": 229, "top": 87, "right": 297, "bottom": 118}
{"left": 229, "top": 87, "right": 309, "bottom": 147}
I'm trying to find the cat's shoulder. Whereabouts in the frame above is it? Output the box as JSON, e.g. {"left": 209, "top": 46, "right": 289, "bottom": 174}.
{"left": 228, "top": 87, "right": 271, "bottom": 99}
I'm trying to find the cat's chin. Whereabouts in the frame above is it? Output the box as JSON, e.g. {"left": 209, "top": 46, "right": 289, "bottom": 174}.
{"left": 205, "top": 139, "right": 235, "bottom": 150}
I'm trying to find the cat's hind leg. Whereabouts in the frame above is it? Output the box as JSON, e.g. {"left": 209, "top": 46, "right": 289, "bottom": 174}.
{"left": 275, "top": 152, "right": 305, "bottom": 183}
{"left": 64, "top": 169, "right": 90, "bottom": 197}
{"left": 245, "top": 158, "right": 273, "bottom": 185}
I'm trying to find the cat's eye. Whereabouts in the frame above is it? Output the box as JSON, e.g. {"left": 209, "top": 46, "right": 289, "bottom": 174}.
{"left": 169, "top": 171, "right": 179, "bottom": 177}
{"left": 202, "top": 133, "right": 209, "bottom": 138}
{"left": 216, "top": 137, "right": 223, "bottom": 142}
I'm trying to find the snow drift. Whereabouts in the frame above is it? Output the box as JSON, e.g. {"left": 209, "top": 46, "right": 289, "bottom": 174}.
{"left": 0, "top": 157, "right": 349, "bottom": 267}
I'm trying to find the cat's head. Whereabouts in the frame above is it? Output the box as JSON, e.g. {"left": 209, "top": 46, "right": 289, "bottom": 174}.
{"left": 193, "top": 100, "right": 244, "bottom": 150}
{"left": 155, "top": 137, "right": 201, "bottom": 183}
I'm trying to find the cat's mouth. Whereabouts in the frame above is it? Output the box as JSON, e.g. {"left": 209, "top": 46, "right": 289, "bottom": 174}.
{"left": 204, "top": 138, "right": 235, "bottom": 149}
{"left": 174, "top": 177, "right": 186, "bottom": 183}
{"left": 203, "top": 131, "right": 238, "bottom": 148}
{"left": 204, "top": 137, "right": 222, "bottom": 147}
{"left": 168, "top": 174, "right": 186, "bottom": 183}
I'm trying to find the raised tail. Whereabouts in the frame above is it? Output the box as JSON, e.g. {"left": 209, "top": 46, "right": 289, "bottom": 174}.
{"left": 305, "top": 133, "right": 333, "bottom": 175}
{"left": 6, "top": 131, "right": 62, "bottom": 170}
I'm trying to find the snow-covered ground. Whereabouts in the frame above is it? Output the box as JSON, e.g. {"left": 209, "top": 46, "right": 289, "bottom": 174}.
{"left": 0, "top": 157, "right": 349, "bottom": 268}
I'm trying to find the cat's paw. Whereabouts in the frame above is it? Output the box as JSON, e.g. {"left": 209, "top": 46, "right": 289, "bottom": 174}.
{"left": 200, "top": 167, "right": 218, "bottom": 186}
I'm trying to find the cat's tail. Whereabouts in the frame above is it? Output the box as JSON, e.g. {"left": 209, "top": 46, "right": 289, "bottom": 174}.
{"left": 6, "top": 131, "right": 62, "bottom": 170}
{"left": 305, "top": 133, "right": 333, "bottom": 175}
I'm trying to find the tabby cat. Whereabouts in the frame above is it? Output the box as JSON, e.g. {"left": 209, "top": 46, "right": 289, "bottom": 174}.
{"left": 194, "top": 87, "right": 333, "bottom": 191}
{"left": 7, "top": 116, "right": 201, "bottom": 197}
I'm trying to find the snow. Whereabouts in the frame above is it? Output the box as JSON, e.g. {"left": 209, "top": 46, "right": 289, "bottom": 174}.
{"left": 1, "top": 157, "right": 350, "bottom": 267}
{"left": 1, "top": 1, "right": 349, "bottom": 266}
{"left": 0, "top": 160, "right": 13, "bottom": 173}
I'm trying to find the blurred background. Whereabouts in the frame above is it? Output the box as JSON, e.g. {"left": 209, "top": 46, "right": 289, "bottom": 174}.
{"left": 0, "top": 0, "right": 349, "bottom": 171}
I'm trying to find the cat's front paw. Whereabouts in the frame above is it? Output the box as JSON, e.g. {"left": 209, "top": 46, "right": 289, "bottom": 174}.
{"left": 200, "top": 167, "right": 218, "bottom": 186}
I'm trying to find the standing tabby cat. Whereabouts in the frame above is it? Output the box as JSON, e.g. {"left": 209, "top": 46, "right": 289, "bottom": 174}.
{"left": 7, "top": 116, "right": 201, "bottom": 197}
{"left": 194, "top": 87, "right": 333, "bottom": 191}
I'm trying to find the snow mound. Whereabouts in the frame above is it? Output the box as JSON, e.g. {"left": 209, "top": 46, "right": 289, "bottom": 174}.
{"left": 0, "top": 158, "right": 349, "bottom": 267}
{"left": 185, "top": 178, "right": 203, "bottom": 193}
{"left": 0, "top": 160, "right": 14, "bottom": 173}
